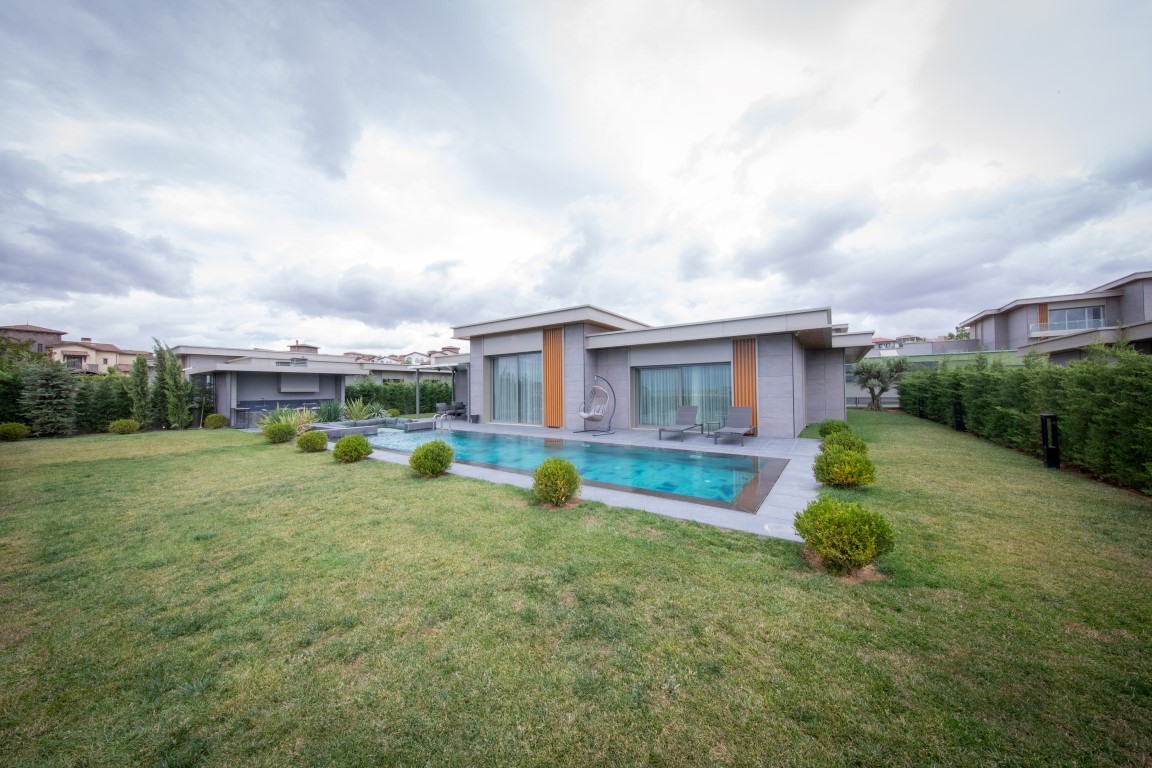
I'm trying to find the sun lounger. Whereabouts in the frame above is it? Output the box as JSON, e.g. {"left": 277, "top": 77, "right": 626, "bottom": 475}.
{"left": 711, "top": 406, "right": 754, "bottom": 445}
{"left": 658, "top": 405, "right": 702, "bottom": 440}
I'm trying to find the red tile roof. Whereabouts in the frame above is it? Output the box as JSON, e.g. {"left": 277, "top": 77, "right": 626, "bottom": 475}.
{"left": 1, "top": 324, "right": 66, "bottom": 334}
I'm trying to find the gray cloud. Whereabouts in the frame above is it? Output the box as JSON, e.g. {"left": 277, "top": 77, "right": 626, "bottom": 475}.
{"left": 733, "top": 200, "right": 877, "bottom": 282}
{"left": 0, "top": 151, "right": 194, "bottom": 298}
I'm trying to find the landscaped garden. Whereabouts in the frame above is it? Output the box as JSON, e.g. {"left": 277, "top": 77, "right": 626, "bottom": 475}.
{"left": 1, "top": 411, "right": 1149, "bottom": 766}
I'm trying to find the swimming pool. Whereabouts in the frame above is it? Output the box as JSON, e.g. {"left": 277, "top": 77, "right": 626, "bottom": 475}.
{"left": 367, "top": 429, "right": 788, "bottom": 512}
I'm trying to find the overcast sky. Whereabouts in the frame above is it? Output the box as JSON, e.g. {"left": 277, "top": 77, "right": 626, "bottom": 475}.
{"left": 2, "top": 0, "right": 1150, "bottom": 355}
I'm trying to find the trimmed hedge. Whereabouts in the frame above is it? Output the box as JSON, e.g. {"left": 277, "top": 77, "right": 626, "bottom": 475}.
{"left": 813, "top": 446, "right": 876, "bottom": 488}
{"left": 409, "top": 439, "right": 454, "bottom": 477}
{"left": 794, "top": 496, "right": 894, "bottom": 575}
{"left": 822, "top": 430, "right": 867, "bottom": 454}
{"left": 296, "top": 430, "right": 328, "bottom": 453}
{"left": 533, "top": 457, "right": 581, "bottom": 506}
{"left": 333, "top": 434, "right": 373, "bottom": 463}
{"left": 0, "top": 422, "right": 31, "bottom": 441}
{"left": 107, "top": 418, "right": 141, "bottom": 435}
{"left": 899, "top": 348, "right": 1152, "bottom": 492}
{"left": 262, "top": 422, "right": 296, "bottom": 444}
{"left": 204, "top": 413, "right": 229, "bottom": 429}
{"left": 818, "top": 419, "right": 852, "bottom": 438}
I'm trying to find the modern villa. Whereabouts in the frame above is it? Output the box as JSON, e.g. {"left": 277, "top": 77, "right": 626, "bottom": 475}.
{"left": 448, "top": 305, "right": 873, "bottom": 439}
{"left": 961, "top": 271, "right": 1152, "bottom": 362}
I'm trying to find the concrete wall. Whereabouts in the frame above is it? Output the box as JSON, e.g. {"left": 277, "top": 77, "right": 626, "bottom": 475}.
{"left": 562, "top": 324, "right": 589, "bottom": 431}
{"left": 590, "top": 348, "right": 631, "bottom": 430}
{"left": 235, "top": 372, "right": 339, "bottom": 402}
{"left": 468, "top": 338, "right": 485, "bottom": 421}
{"left": 805, "top": 349, "right": 848, "bottom": 424}
{"left": 755, "top": 334, "right": 798, "bottom": 438}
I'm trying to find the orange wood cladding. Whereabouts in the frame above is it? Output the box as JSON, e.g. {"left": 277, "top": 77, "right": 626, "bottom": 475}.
{"left": 543, "top": 327, "right": 564, "bottom": 427}
{"left": 1038, "top": 303, "right": 1048, "bottom": 326}
{"left": 732, "top": 338, "right": 757, "bottom": 434}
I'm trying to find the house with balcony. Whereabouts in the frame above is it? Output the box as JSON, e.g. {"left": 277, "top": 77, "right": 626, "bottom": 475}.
{"left": 450, "top": 304, "right": 872, "bottom": 438}
{"left": 961, "top": 271, "right": 1152, "bottom": 363}
{"left": 0, "top": 324, "right": 65, "bottom": 354}
{"left": 47, "top": 337, "right": 152, "bottom": 374}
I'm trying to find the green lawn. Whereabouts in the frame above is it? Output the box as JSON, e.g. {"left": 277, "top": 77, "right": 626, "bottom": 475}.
{"left": 1, "top": 412, "right": 1149, "bottom": 767}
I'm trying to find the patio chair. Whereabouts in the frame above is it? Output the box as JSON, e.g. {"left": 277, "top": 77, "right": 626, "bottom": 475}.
{"left": 711, "top": 406, "right": 755, "bottom": 446}
{"left": 447, "top": 401, "right": 467, "bottom": 418}
{"left": 658, "top": 405, "right": 702, "bottom": 441}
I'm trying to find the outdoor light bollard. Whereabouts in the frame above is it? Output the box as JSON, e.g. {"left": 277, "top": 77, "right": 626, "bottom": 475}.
{"left": 952, "top": 399, "right": 965, "bottom": 432}
{"left": 1040, "top": 413, "right": 1060, "bottom": 469}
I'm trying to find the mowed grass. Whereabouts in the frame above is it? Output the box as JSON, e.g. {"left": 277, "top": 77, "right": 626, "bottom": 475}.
{"left": 0, "top": 413, "right": 1149, "bottom": 767}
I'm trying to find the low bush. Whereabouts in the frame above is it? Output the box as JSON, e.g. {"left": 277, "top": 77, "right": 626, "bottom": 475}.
{"left": 533, "top": 457, "right": 582, "bottom": 506}
{"left": 386, "top": 408, "right": 401, "bottom": 418}
{"left": 822, "top": 430, "right": 868, "bottom": 454}
{"left": 813, "top": 446, "right": 876, "bottom": 488}
{"left": 258, "top": 406, "right": 316, "bottom": 436}
{"left": 0, "top": 422, "right": 31, "bottom": 442}
{"left": 343, "top": 397, "right": 374, "bottom": 422}
{"left": 794, "top": 496, "right": 894, "bottom": 575}
{"left": 296, "top": 430, "right": 328, "bottom": 453}
{"left": 262, "top": 422, "right": 296, "bottom": 444}
{"left": 316, "top": 400, "right": 344, "bottom": 422}
{"left": 107, "top": 418, "right": 141, "bottom": 435}
{"left": 203, "top": 413, "right": 229, "bottom": 429}
{"left": 409, "top": 439, "right": 454, "bottom": 477}
{"left": 818, "top": 419, "right": 852, "bottom": 438}
{"left": 333, "top": 434, "right": 373, "bottom": 463}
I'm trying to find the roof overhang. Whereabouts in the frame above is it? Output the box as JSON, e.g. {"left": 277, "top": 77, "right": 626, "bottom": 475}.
{"left": 453, "top": 305, "right": 650, "bottom": 340}
{"left": 961, "top": 290, "right": 1124, "bottom": 327}
{"left": 1017, "top": 320, "right": 1152, "bottom": 355}
{"left": 584, "top": 308, "right": 836, "bottom": 350}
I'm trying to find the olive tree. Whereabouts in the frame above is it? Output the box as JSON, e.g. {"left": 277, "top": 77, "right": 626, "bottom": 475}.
{"left": 852, "top": 357, "right": 909, "bottom": 412}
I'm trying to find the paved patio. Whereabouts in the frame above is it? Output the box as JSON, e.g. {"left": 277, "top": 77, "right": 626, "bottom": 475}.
{"left": 362, "top": 420, "right": 819, "bottom": 541}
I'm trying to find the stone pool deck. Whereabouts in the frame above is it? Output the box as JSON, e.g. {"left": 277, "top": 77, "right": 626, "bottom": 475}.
{"left": 360, "top": 420, "right": 819, "bottom": 542}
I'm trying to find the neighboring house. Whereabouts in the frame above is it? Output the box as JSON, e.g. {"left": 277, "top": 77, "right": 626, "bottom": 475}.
{"left": 173, "top": 342, "right": 452, "bottom": 425}
{"left": 0, "top": 324, "right": 65, "bottom": 354}
{"left": 961, "top": 271, "right": 1152, "bottom": 363}
{"left": 450, "top": 305, "right": 872, "bottom": 438}
{"left": 47, "top": 337, "right": 152, "bottom": 374}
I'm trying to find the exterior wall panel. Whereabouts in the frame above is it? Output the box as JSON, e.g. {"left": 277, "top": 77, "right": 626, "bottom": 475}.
{"left": 543, "top": 327, "right": 564, "bottom": 427}
{"left": 732, "top": 338, "right": 757, "bottom": 434}
{"left": 755, "top": 334, "right": 796, "bottom": 438}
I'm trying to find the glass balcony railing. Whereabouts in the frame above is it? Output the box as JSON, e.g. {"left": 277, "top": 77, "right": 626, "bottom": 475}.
{"left": 1029, "top": 319, "right": 1107, "bottom": 334}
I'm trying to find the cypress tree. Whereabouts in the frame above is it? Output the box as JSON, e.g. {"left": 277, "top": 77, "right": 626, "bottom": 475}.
{"left": 127, "top": 355, "right": 151, "bottom": 425}
{"left": 19, "top": 360, "right": 77, "bottom": 437}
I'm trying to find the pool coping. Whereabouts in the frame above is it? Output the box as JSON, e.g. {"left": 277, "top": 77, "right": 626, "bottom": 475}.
{"left": 366, "top": 433, "right": 792, "bottom": 514}
{"left": 339, "top": 421, "right": 820, "bottom": 541}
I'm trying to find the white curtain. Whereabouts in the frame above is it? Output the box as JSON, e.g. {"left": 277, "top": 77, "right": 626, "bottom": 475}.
{"left": 636, "top": 364, "right": 730, "bottom": 426}
{"left": 492, "top": 353, "right": 542, "bottom": 424}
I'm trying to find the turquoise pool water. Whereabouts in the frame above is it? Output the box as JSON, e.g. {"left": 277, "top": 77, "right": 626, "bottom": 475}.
{"left": 367, "top": 429, "right": 782, "bottom": 510}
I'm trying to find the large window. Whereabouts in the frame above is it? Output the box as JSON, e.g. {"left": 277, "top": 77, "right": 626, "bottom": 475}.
{"left": 635, "top": 363, "right": 731, "bottom": 427}
{"left": 1049, "top": 306, "right": 1105, "bottom": 332}
{"left": 491, "top": 352, "right": 542, "bottom": 424}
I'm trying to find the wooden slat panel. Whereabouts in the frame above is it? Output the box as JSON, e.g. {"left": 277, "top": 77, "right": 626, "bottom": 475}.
{"left": 1038, "top": 303, "right": 1048, "bottom": 326}
{"left": 732, "top": 338, "right": 757, "bottom": 435}
{"left": 543, "top": 327, "right": 564, "bottom": 427}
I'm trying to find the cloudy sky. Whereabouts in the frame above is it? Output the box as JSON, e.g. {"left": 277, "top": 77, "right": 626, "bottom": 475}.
{"left": 2, "top": 0, "right": 1150, "bottom": 356}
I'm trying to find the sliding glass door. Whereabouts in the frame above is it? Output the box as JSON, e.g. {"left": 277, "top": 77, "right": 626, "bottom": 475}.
{"left": 636, "top": 363, "right": 731, "bottom": 427}
{"left": 491, "top": 352, "right": 543, "bottom": 424}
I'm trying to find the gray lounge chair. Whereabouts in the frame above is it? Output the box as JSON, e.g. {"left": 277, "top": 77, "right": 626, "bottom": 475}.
{"left": 711, "top": 406, "right": 754, "bottom": 445}
{"left": 658, "top": 405, "right": 702, "bottom": 441}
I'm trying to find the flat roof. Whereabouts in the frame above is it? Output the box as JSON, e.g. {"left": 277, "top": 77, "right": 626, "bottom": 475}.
{"left": 960, "top": 289, "right": 1124, "bottom": 327}
{"left": 583, "top": 307, "right": 836, "bottom": 349}
{"left": 453, "top": 305, "right": 650, "bottom": 340}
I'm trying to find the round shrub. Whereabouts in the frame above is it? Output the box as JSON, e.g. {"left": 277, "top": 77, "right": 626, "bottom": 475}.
{"left": 107, "top": 418, "right": 141, "bottom": 435}
{"left": 822, "top": 430, "right": 867, "bottom": 454}
{"left": 533, "top": 457, "right": 581, "bottom": 506}
{"left": 0, "top": 422, "right": 31, "bottom": 442}
{"left": 296, "top": 430, "right": 328, "bottom": 453}
{"left": 794, "top": 496, "right": 894, "bottom": 575}
{"left": 813, "top": 447, "right": 876, "bottom": 488}
{"left": 818, "top": 419, "right": 852, "bottom": 438}
{"left": 386, "top": 408, "right": 401, "bottom": 418}
{"left": 204, "top": 413, "right": 229, "bottom": 429}
{"left": 409, "top": 439, "right": 454, "bottom": 477}
{"left": 333, "top": 434, "right": 373, "bottom": 463}
{"left": 262, "top": 421, "right": 296, "bottom": 444}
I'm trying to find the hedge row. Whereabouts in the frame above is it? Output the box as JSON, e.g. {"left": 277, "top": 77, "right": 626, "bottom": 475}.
{"left": 898, "top": 349, "right": 1152, "bottom": 492}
